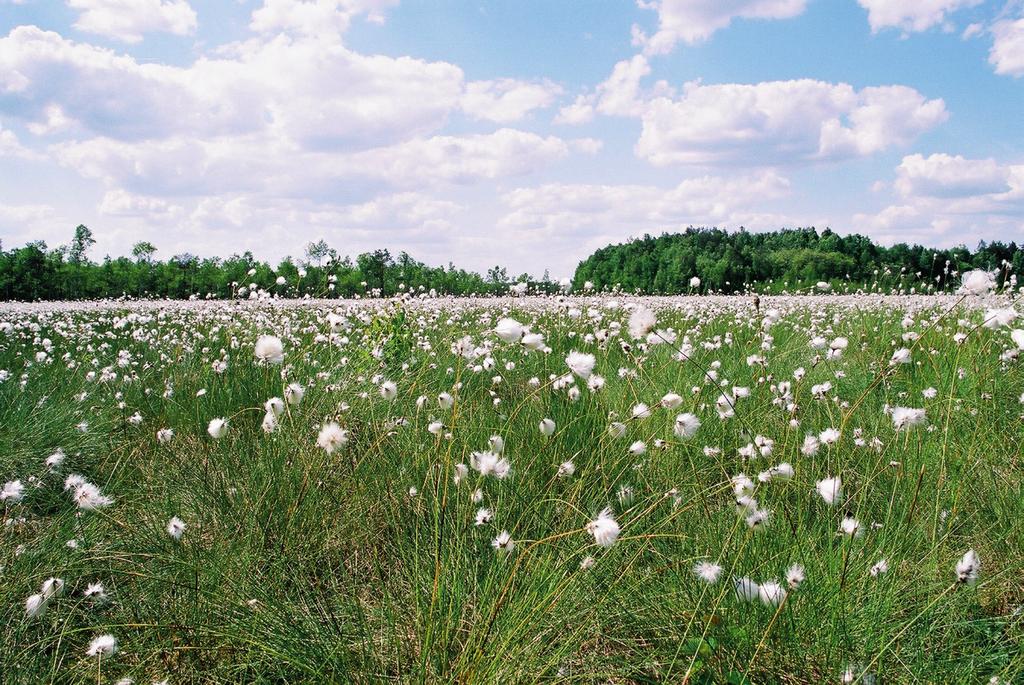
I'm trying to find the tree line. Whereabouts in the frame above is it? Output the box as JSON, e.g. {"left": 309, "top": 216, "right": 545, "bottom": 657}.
{"left": 0, "top": 225, "right": 1018, "bottom": 300}
{"left": 0, "top": 228, "right": 554, "bottom": 301}
{"left": 572, "top": 227, "right": 1019, "bottom": 294}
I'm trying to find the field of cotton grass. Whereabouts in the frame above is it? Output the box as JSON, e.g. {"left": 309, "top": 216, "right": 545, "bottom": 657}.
{"left": 1, "top": 278, "right": 1023, "bottom": 683}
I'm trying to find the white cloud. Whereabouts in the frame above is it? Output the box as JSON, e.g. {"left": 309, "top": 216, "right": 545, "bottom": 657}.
{"left": 461, "top": 78, "right": 562, "bottom": 123}
{"left": 854, "top": 153, "right": 1024, "bottom": 246}
{"left": 327, "top": 192, "right": 461, "bottom": 230}
{"left": 0, "top": 26, "right": 581, "bottom": 179}
{"left": 554, "top": 96, "right": 595, "bottom": 125}
{"left": 990, "top": 17, "right": 1024, "bottom": 77}
{"left": 569, "top": 137, "right": 604, "bottom": 155}
{"left": 0, "top": 202, "right": 65, "bottom": 250}
{"left": 899, "top": 159, "right": 1024, "bottom": 216}
{"left": 26, "top": 105, "right": 76, "bottom": 135}
{"left": 188, "top": 192, "right": 458, "bottom": 234}
{"left": 633, "top": 0, "right": 807, "bottom": 54}
{"left": 554, "top": 54, "right": 675, "bottom": 125}
{"left": 52, "top": 136, "right": 250, "bottom": 196}
{"left": 851, "top": 204, "right": 953, "bottom": 244}
{"left": 635, "top": 80, "right": 946, "bottom": 166}
{"left": 499, "top": 170, "right": 792, "bottom": 236}
{"left": 894, "top": 153, "right": 1011, "bottom": 198}
{"left": 344, "top": 129, "right": 572, "bottom": 186}
{"left": 53, "top": 128, "right": 573, "bottom": 197}
{"left": 164, "top": 192, "right": 464, "bottom": 262}
{"left": 593, "top": 54, "right": 653, "bottom": 117}
{"left": 0, "top": 27, "right": 209, "bottom": 140}
{"left": 962, "top": 22, "right": 983, "bottom": 39}
{"left": 99, "top": 189, "right": 184, "bottom": 220}
{"left": 0, "top": 120, "right": 37, "bottom": 158}
{"left": 68, "top": 0, "right": 197, "bottom": 43}
{"left": 856, "top": 0, "right": 981, "bottom": 34}
{"left": 241, "top": 37, "right": 465, "bottom": 150}
{"left": 0, "top": 26, "right": 466, "bottom": 149}
{"left": 560, "top": 58, "right": 946, "bottom": 166}
{"left": 250, "top": 0, "right": 396, "bottom": 38}
{"left": 850, "top": 201, "right": 1021, "bottom": 247}
{"left": 0, "top": 202, "right": 56, "bottom": 225}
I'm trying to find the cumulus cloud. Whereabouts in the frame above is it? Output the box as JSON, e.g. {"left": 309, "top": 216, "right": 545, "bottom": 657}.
{"left": 855, "top": 153, "right": 1024, "bottom": 245}
{"left": 894, "top": 153, "right": 1011, "bottom": 198}
{"left": 852, "top": 204, "right": 954, "bottom": 244}
{"left": 0, "top": 202, "right": 56, "bottom": 225}
{"left": 68, "top": 0, "right": 197, "bottom": 43}
{"left": 557, "top": 56, "right": 946, "bottom": 166}
{"left": 52, "top": 128, "right": 573, "bottom": 198}
{"left": 1, "top": 25, "right": 582, "bottom": 183}
{"left": 26, "top": 105, "right": 77, "bottom": 136}
{"left": 245, "top": 38, "right": 465, "bottom": 150}
{"left": 893, "top": 154, "right": 1024, "bottom": 214}
{"left": 344, "top": 129, "right": 572, "bottom": 186}
{"left": 636, "top": 80, "right": 947, "bottom": 166}
{"left": 499, "top": 170, "right": 792, "bottom": 235}
{"left": 554, "top": 54, "right": 649, "bottom": 124}
{"left": 249, "top": 0, "right": 396, "bottom": 37}
{"left": 856, "top": 0, "right": 982, "bottom": 34}
{"left": 99, "top": 189, "right": 185, "bottom": 220}
{"left": 553, "top": 96, "right": 595, "bottom": 125}
{"left": 851, "top": 202, "right": 1019, "bottom": 247}
{"left": 592, "top": 54, "right": 653, "bottom": 117}
{"left": 0, "top": 27, "right": 210, "bottom": 141}
{"left": 962, "top": 21, "right": 984, "bottom": 39}
{"left": 0, "top": 202, "right": 65, "bottom": 249}
{"left": 189, "top": 192, "right": 459, "bottom": 236}
{"left": 130, "top": 192, "right": 466, "bottom": 265}
{"left": 461, "top": 78, "right": 562, "bottom": 123}
{"left": 0, "top": 26, "right": 465, "bottom": 148}
{"left": 990, "top": 16, "right": 1024, "bottom": 76}
{"left": 0, "top": 120, "right": 37, "bottom": 158}
{"left": 632, "top": 0, "right": 807, "bottom": 53}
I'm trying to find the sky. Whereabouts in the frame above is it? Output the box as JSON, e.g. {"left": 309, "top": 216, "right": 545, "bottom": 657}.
{"left": 0, "top": 0, "right": 1023, "bottom": 278}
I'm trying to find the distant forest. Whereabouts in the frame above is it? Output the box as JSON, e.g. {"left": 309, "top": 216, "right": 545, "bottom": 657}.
{"left": 0, "top": 225, "right": 1018, "bottom": 301}
{"left": 0, "top": 226, "right": 512, "bottom": 301}
{"left": 573, "top": 227, "right": 1020, "bottom": 294}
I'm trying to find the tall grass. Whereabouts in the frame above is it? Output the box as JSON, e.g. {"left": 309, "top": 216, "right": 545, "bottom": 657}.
{"left": 0, "top": 295, "right": 1021, "bottom": 683}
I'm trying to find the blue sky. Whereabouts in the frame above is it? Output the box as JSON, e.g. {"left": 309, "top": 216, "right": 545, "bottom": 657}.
{"left": 1, "top": 0, "right": 1022, "bottom": 277}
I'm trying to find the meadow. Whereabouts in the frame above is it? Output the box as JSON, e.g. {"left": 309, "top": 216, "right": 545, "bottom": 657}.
{"left": 1, "top": 283, "right": 1022, "bottom": 683}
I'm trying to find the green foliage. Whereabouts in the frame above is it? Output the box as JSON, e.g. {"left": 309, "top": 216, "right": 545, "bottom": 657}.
{"left": 131, "top": 241, "right": 157, "bottom": 262}
{"left": 0, "top": 230, "right": 518, "bottom": 301}
{"left": 68, "top": 225, "right": 95, "bottom": 265}
{"left": 573, "top": 227, "right": 1021, "bottom": 294}
{"left": 359, "top": 304, "right": 415, "bottom": 373}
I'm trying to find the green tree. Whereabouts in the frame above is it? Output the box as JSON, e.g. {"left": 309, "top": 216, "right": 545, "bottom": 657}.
{"left": 132, "top": 241, "right": 157, "bottom": 263}
{"left": 357, "top": 249, "right": 393, "bottom": 293}
{"left": 305, "top": 240, "right": 331, "bottom": 268}
{"left": 68, "top": 224, "right": 96, "bottom": 264}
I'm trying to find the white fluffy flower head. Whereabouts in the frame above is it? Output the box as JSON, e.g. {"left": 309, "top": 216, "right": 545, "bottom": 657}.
{"left": 586, "top": 507, "right": 621, "bottom": 547}
{"left": 254, "top": 335, "right": 284, "bottom": 365}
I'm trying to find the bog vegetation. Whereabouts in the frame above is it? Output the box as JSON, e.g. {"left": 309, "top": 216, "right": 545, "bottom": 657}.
{"left": 1, "top": 225, "right": 1020, "bottom": 301}
{"left": 0, "top": 272, "right": 1022, "bottom": 683}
